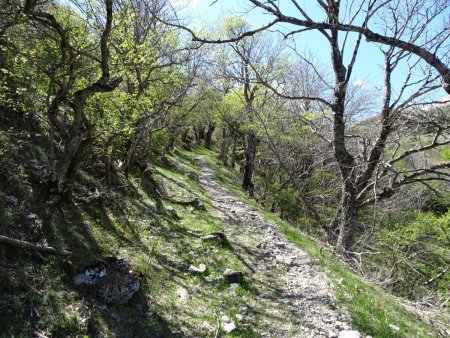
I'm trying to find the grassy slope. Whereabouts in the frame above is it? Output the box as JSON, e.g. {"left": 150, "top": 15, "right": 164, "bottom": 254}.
{"left": 0, "top": 134, "right": 442, "bottom": 337}
{"left": 193, "top": 147, "right": 442, "bottom": 338}
{"left": 1, "top": 130, "right": 275, "bottom": 337}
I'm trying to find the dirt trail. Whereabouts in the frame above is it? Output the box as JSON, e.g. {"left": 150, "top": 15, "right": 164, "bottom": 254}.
{"left": 195, "top": 156, "right": 362, "bottom": 338}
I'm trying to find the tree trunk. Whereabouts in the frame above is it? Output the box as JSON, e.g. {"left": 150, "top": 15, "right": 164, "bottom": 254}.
{"left": 219, "top": 128, "right": 228, "bottom": 166}
{"left": 326, "top": 206, "right": 342, "bottom": 241}
{"left": 204, "top": 123, "right": 215, "bottom": 148}
{"left": 325, "top": 3, "right": 361, "bottom": 252}
{"left": 164, "top": 136, "right": 174, "bottom": 155}
{"left": 181, "top": 128, "right": 189, "bottom": 143}
{"left": 124, "top": 138, "right": 139, "bottom": 177}
{"left": 193, "top": 125, "right": 199, "bottom": 142}
{"left": 242, "top": 131, "right": 257, "bottom": 196}
{"left": 48, "top": 126, "right": 95, "bottom": 199}
{"left": 336, "top": 182, "right": 358, "bottom": 252}
{"left": 230, "top": 130, "right": 238, "bottom": 169}
{"left": 194, "top": 124, "right": 205, "bottom": 143}
{"left": 47, "top": 134, "right": 82, "bottom": 196}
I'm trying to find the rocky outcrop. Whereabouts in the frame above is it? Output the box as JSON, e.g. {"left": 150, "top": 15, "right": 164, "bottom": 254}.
{"left": 188, "top": 263, "right": 207, "bottom": 274}
{"left": 73, "top": 257, "right": 140, "bottom": 304}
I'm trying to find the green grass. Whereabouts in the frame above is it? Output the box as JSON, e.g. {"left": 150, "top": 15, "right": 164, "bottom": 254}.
{"left": 187, "top": 146, "right": 441, "bottom": 338}
{"left": 1, "top": 143, "right": 284, "bottom": 336}
{"left": 275, "top": 220, "right": 434, "bottom": 337}
{"left": 440, "top": 147, "right": 450, "bottom": 160}
{"left": 1, "top": 138, "right": 443, "bottom": 337}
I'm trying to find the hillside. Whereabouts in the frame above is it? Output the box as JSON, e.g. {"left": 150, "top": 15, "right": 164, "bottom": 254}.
{"left": 1, "top": 114, "right": 447, "bottom": 337}
{"left": 1, "top": 0, "right": 450, "bottom": 337}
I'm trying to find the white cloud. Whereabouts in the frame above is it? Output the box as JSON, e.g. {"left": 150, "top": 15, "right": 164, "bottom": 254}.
{"left": 354, "top": 79, "right": 365, "bottom": 86}
{"left": 170, "top": 0, "right": 199, "bottom": 8}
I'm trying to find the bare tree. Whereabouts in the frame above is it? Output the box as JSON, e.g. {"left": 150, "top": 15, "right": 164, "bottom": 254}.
{"left": 167, "top": 0, "right": 449, "bottom": 251}
{"left": 180, "top": 1, "right": 450, "bottom": 95}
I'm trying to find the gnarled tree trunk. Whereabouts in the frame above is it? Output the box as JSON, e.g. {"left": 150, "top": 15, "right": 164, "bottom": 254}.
{"left": 335, "top": 183, "right": 358, "bottom": 251}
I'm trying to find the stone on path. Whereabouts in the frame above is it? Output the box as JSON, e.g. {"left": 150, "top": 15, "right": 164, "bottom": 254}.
{"left": 221, "top": 315, "right": 236, "bottom": 333}
{"left": 275, "top": 241, "right": 287, "bottom": 248}
{"left": 192, "top": 198, "right": 206, "bottom": 210}
{"left": 188, "top": 263, "right": 207, "bottom": 274}
{"left": 186, "top": 172, "right": 198, "bottom": 180}
{"left": 338, "top": 330, "right": 362, "bottom": 338}
{"left": 175, "top": 286, "right": 189, "bottom": 303}
{"left": 275, "top": 255, "right": 294, "bottom": 266}
{"left": 201, "top": 232, "right": 227, "bottom": 245}
{"left": 200, "top": 321, "right": 214, "bottom": 332}
{"left": 235, "top": 314, "right": 244, "bottom": 322}
{"left": 223, "top": 269, "right": 244, "bottom": 283}
{"left": 324, "top": 316, "right": 338, "bottom": 323}
{"left": 165, "top": 206, "right": 179, "bottom": 219}
{"left": 389, "top": 324, "right": 400, "bottom": 332}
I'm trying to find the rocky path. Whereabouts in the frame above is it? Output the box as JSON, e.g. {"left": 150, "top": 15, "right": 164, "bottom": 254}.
{"left": 195, "top": 157, "right": 365, "bottom": 338}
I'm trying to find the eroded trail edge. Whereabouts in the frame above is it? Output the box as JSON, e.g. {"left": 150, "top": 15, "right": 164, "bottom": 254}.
{"left": 195, "top": 156, "right": 364, "bottom": 338}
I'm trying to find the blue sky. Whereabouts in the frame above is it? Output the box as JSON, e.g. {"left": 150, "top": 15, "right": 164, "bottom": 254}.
{"left": 171, "top": 0, "right": 449, "bottom": 104}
